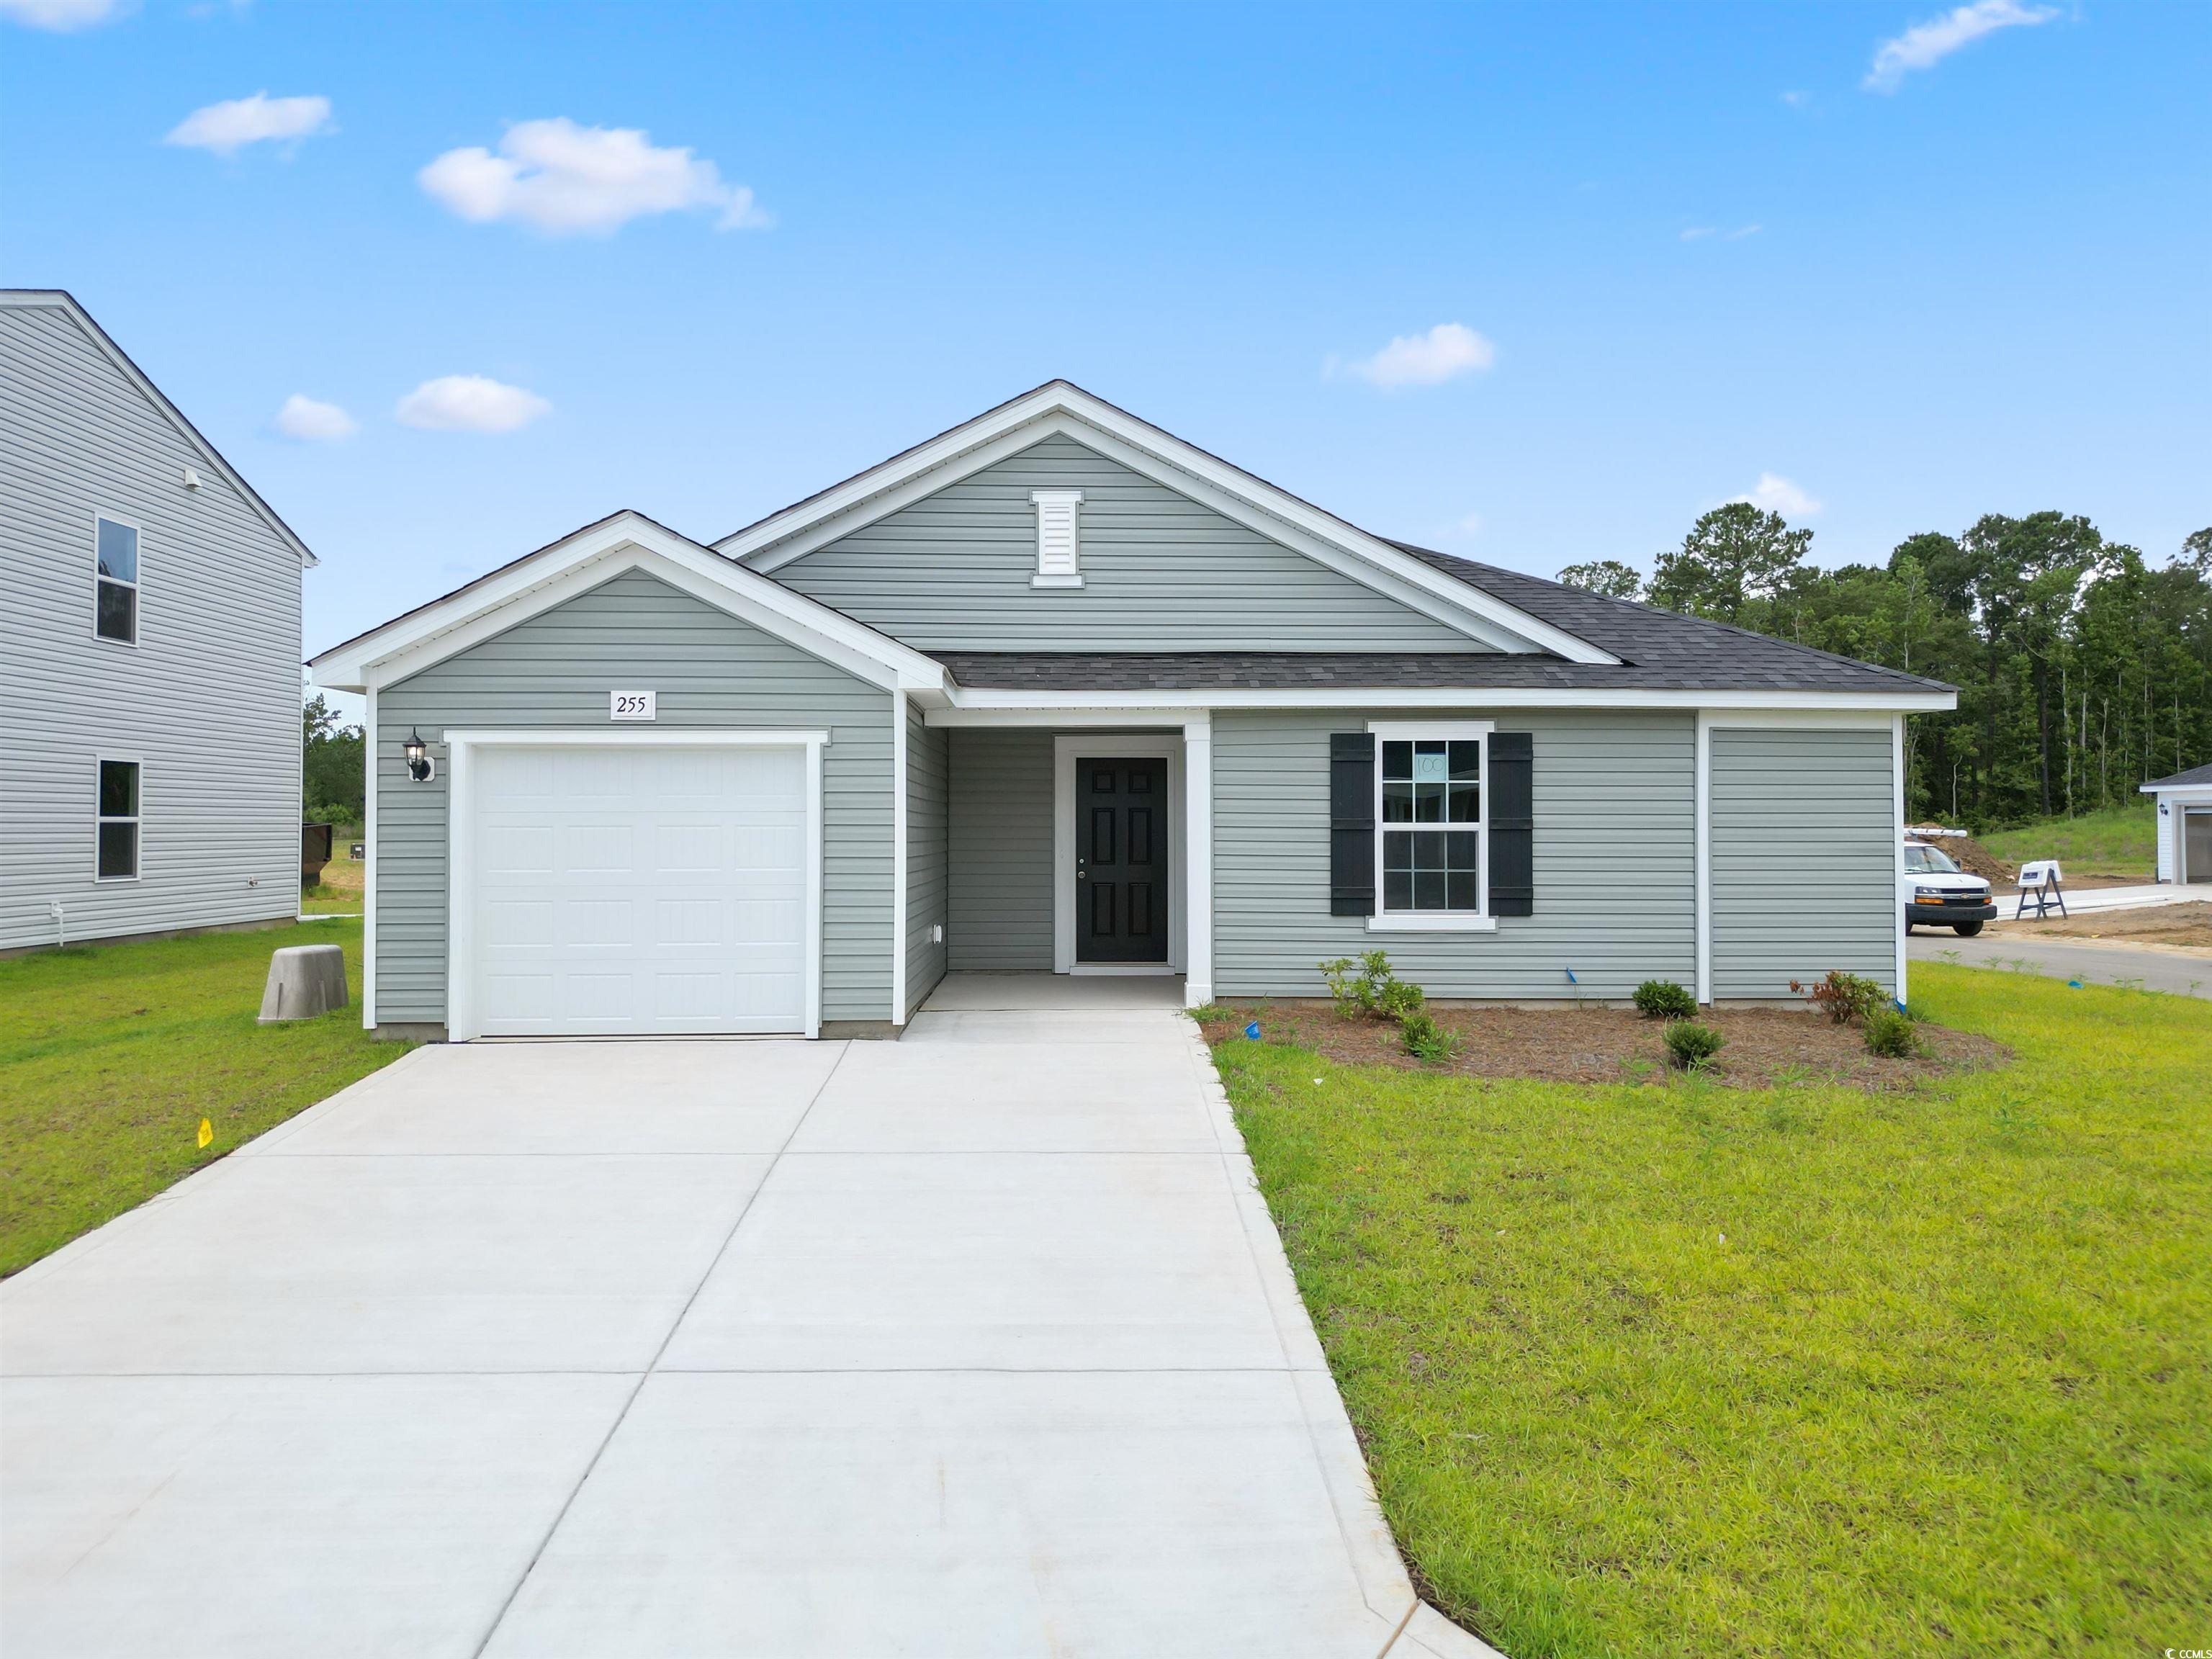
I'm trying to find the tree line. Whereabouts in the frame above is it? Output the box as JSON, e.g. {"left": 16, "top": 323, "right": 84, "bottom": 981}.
{"left": 1561, "top": 508, "right": 2212, "bottom": 829}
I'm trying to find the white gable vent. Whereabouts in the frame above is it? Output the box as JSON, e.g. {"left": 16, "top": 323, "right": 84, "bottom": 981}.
{"left": 1028, "top": 488, "right": 1084, "bottom": 589}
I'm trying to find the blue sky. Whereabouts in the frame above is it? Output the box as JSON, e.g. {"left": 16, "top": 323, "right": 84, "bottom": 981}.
{"left": 4, "top": 0, "right": 2206, "bottom": 671}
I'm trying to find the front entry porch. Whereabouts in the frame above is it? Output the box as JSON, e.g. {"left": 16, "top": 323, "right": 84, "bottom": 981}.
{"left": 922, "top": 970, "right": 1188, "bottom": 1011}
{"left": 922, "top": 717, "right": 1214, "bottom": 1011}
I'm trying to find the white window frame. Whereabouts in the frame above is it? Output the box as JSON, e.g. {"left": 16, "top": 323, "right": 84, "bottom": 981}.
{"left": 94, "top": 752, "right": 143, "bottom": 882}
{"left": 92, "top": 511, "right": 141, "bottom": 648}
{"left": 1366, "top": 719, "right": 1496, "bottom": 933}
{"left": 1028, "top": 488, "right": 1084, "bottom": 589}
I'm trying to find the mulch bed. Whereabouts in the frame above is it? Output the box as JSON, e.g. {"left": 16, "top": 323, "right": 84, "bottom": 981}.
{"left": 1199, "top": 999, "right": 2008, "bottom": 1092}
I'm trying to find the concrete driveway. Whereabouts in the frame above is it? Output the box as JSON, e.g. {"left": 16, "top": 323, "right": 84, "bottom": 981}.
{"left": 2, "top": 979, "right": 1488, "bottom": 1659}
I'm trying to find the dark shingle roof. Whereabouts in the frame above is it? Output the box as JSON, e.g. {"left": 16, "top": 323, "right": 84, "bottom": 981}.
{"left": 929, "top": 551, "right": 1956, "bottom": 696}
{"left": 2144, "top": 761, "right": 2212, "bottom": 789}
{"left": 1390, "top": 543, "right": 1952, "bottom": 693}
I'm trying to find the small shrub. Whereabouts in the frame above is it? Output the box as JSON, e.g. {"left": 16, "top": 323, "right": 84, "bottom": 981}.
{"left": 1663, "top": 1020, "right": 1726, "bottom": 1071}
{"left": 1376, "top": 978, "right": 1426, "bottom": 1022}
{"left": 1791, "top": 970, "right": 1887, "bottom": 1026}
{"left": 1318, "top": 950, "right": 1411, "bottom": 1019}
{"left": 1400, "top": 1009, "right": 1460, "bottom": 1064}
{"left": 1863, "top": 1007, "right": 1921, "bottom": 1058}
{"left": 1632, "top": 979, "right": 1697, "bottom": 1020}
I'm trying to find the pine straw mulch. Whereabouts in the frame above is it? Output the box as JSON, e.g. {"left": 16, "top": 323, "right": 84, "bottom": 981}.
{"left": 1197, "top": 999, "right": 2009, "bottom": 1093}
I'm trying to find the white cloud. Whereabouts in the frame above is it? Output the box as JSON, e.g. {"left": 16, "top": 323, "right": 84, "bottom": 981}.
{"left": 1725, "top": 224, "right": 1762, "bottom": 240}
{"left": 395, "top": 375, "right": 551, "bottom": 433}
{"left": 0, "top": 0, "right": 125, "bottom": 30}
{"left": 1734, "top": 472, "right": 1822, "bottom": 518}
{"left": 418, "top": 118, "right": 769, "bottom": 236}
{"left": 1683, "top": 224, "right": 1760, "bottom": 242}
{"left": 1336, "top": 323, "right": 1496, "bottom": 389}
{"left": 1781, "top": 89, "right": 1812, "bottom": 107}
{"left": 272, "top": 394, "right": 357, "bottom": 441}
{"left": 1680, "top": 226, "right": 1716, "bottom": 241}
{"left": 164, "top": 92, "right": 333, "bottom": 156}
{"left": 1865, "top": 0, "right": 2057, "bottom": 91}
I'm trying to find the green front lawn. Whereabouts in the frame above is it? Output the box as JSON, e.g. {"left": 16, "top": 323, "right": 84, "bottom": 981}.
{"left": 0, "top": 917, "right": 409, "bottom": 1276}
{"left": 1217, "top": 964, "right": 2210, "bottom": 1657}
{"left": 1981, "top": 801, "right": 2158, "bottom": 877}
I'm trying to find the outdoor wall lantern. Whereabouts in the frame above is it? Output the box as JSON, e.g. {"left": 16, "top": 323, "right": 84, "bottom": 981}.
{"left": 403, "top": 728, "right": 436, "bottom": 783}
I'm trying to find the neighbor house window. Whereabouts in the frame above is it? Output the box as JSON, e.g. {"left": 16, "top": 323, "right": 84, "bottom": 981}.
{"left": 1375, "top": 724, "right": 1488, "bottom": 915}
{"left": 95, "top": 516, "right": 138, "bottom": 644}
{"left": 96, "top": 757, "right": 140, "bottom": 880}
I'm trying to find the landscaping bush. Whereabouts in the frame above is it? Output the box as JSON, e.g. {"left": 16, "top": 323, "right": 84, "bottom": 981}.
{"left": 1632, "top": 979, "right": 1697, "bottom": 1020}
{"left": 1663, "top": 1020, "right": 1725, "bottom": 1070}
{"left": 1793, "top": 969, "right": 1887, "bottom": 1026}
{"left": 1863, "top": 1007, "right": 1921, "bottom": 1058}
{"left": 1376, "top": 977, "right": 1426, "bottom": 1022}
{"left": 1318, "top": 950, "right": 1398, "bottom": 1017}
{"left": 1399, "top": 1008, "right": 1460, "bottom": 1064}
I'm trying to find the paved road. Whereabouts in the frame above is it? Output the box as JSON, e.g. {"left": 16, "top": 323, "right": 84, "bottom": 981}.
{"left": 1, "top": 981, "right": 1487, "bottom": 1658}
{"left": 1910, "top": 932, "right": 2212, "bottom": 998}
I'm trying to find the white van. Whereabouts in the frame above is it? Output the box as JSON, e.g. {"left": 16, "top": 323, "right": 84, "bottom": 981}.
{"left": 1902, "top": 840, "right": 1997, "bottom": 935}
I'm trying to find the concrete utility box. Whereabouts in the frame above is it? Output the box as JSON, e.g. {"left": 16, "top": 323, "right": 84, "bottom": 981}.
{"left": 259, "top": 943, "right": 348, "bottom": 1024}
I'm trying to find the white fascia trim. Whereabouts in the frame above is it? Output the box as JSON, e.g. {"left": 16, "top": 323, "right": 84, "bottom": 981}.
{"left": 930, "top": 688, "right": 1956, "bottom": 721}
{"left": 720, "top": 391, "right": 1613, "bottom": 662}
{"left": 1694, "top": 714, "right": 1712, "bottom": 1006}
{"left": 892, "top": 691, "right": 909, "bottom": 1025}
{"left": 1892, "top": 714, "right": 1908, "bottom": 1005}
{"left": 4, "top": 292, "right": 319, "bottom": 568}
{"left": 441, "top": 728, "right": 828, "bottom": 1042}
{"left": 311, "top": 516, "right": 945, "bottom": 696}
{"left": 363, "top": 688, "right": 378, "bottom": 1030}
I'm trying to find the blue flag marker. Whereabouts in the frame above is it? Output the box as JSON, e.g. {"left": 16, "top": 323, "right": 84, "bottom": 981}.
{"left": 2067, "top": 979, "right": 2082, "bottom": 989}
{"left": 1565, "top": 968, "right": 1578, "bottom": 985}
{"left": 1244, "top": 1020, "right": 1262, "bottom": 1040}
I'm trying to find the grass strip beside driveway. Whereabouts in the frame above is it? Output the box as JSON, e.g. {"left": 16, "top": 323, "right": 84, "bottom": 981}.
{"left": 1, "top": 918, "right": 408, "bottom": 1276}
{"left": 1216, "top": 963, "right": 2211, "bottom": 1657}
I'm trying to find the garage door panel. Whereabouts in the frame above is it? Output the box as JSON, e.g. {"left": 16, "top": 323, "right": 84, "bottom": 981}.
{"left": 467, "top": 744, "right": 810, "bottom": 1037}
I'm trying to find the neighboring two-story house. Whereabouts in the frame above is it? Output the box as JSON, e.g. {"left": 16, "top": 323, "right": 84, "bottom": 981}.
{"left": 1, "top": 291, "right": 317, "bottom": 953}
{"left": 310, "top": 381, "right": 1954, "bottom": 1040}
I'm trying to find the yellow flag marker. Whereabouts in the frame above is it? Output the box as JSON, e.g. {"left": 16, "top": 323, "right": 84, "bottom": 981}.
{"left": 197, "top": 1118, "right": 213, "bottom": 1149}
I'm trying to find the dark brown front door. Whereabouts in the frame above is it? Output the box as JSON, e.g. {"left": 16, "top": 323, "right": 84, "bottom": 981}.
{"left": 1077, "top": 757, "right": 1168, "bottom": 962}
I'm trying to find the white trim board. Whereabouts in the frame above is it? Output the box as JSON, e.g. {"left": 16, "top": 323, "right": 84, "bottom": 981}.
{"left": 310, "top": 513, "right": 945, "bottom": 696}
{"left": 441, "top": 728, "right": 827, "bottom": 1042}
{"left": 1052, "top": 734, "right": 1187, "bottom": 977}
{"left": 717, "top": 386, "right": 1616, "bottom": 664}
{"left": 930, "top": 687, "right": 1955, "bottom": 719}
{"left": 892, "top": 690, "right": 909, "bottom": 1025}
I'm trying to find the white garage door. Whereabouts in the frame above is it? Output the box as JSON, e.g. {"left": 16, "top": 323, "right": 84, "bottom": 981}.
{"left": 467, "top": 743, "right": 809, "bottom": 1036}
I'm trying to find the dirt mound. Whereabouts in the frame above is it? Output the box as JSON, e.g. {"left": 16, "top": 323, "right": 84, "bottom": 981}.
{"left": 1907, "top": 825, "right": 2015, "bottom": 884}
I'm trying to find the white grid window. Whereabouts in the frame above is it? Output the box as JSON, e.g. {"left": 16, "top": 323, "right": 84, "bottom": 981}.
{"left": 1375, "top": 726, "right": 1488, "bottom": 915}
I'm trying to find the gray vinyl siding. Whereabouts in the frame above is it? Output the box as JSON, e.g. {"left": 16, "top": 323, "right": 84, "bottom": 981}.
{"left": 372, "top": 569, "right": 893, "bottom": 1026}
{"left": 1212, "top": 709, "right": 1697, "bottom": 999}
{"left": 1710, "top": 726, "right": 1896, "bottom": 998}
{"left": 904, "top": 698, "right": 948, "bottom": 1014}
{"left": 0, "top": 302, "right": 302, "bottom": 950}
{"left": 945, "top": 728, "right": 1055, "bottom": 970}
{"left": 773, "top": 434, "right": 1488, "bottom": 653}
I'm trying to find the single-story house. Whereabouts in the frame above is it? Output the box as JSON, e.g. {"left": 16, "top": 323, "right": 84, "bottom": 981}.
{"left": 308, "top": 382, "right": 1955, "bottom": 1040}
{"left": 2140, "top": 762, "right": 2212, "bottom": 884}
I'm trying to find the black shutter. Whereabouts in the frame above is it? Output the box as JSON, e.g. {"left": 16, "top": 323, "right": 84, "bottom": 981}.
{"left": 1490, "top": 731, "right": 1534, "bottom": 917}
{"left": 1328, "top": 732, "right": 1375, "bottom": 917}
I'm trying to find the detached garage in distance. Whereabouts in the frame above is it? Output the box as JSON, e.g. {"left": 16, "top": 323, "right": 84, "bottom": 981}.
{"left": 310, "top": 382, "right": 1956, "bottom": 1043}
{"left": 2141, "top": 762, "right": 2212, "bottom": 885}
